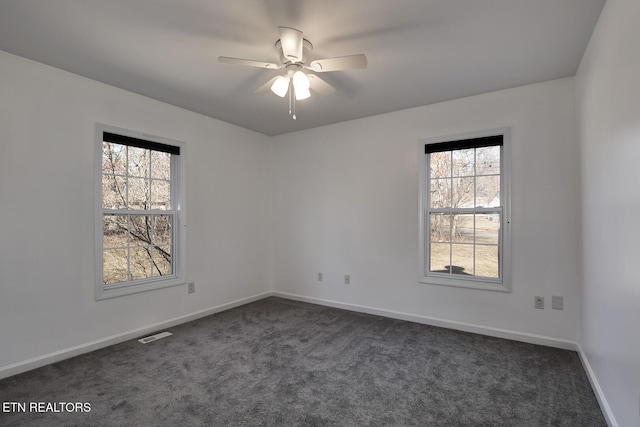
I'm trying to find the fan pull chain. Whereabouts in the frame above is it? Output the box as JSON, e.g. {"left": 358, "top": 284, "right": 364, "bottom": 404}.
{"left": 288, "top": 80, "right": 292, "bottom": 116}
{"left": 286, "top": 79, "right": 297, "bottom": 120}
{"left": 292, "top": 94, "right": 297, "bottom": 120}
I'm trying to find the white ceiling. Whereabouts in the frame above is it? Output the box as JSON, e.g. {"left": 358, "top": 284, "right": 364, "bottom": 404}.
{"left": 0, "top": 0, "right": 604, "bottom": 136}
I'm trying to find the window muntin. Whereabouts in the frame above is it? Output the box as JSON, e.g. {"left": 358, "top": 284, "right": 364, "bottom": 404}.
{"left": 420, "top": 130, "right": 510, "bottom": 291}
{"left": 96, "top": 125, "right": 185, "bottom": 299}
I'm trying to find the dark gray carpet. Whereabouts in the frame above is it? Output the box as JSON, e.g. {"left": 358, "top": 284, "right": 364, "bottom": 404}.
{"left": 0, "top": 297, "right": 605, "bottom": 426}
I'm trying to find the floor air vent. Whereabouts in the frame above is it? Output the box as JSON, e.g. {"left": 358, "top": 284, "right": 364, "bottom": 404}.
{"left": 138, "top": 331, "right": 173, "bottom": 344}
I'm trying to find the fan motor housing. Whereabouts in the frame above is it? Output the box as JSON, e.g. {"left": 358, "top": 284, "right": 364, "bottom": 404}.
{"left": 275, "top": 38, "right": 313, "bottom": 65}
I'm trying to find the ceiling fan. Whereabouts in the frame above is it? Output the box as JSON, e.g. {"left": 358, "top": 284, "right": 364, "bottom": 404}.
{"left": 218, "top": 26, "right": 367, "bottom": 119}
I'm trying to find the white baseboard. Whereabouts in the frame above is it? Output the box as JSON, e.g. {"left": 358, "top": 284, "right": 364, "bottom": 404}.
{"left": 272, "top": 291, "right": 579, "bottom": 351}
{"left": 0, "top": 291, "right": 273, "bottom": 380}
{"left": 576, "top": 344, "right": 618, "bottom": 427}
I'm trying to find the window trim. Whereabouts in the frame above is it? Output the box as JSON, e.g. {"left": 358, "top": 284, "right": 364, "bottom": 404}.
{"left": 94, "top": 123, "right": 187, "bottom": 300}
{"left": 418, "top": 127, "right": 511, "bottom": 292}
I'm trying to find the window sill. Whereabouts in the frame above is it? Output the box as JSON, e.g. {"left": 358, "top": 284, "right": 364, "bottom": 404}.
{"left": 419, "top": 275, "right": 511, "bottom": 292}
{"left": 96, "top": 276, "right": 185, "bottom": 300}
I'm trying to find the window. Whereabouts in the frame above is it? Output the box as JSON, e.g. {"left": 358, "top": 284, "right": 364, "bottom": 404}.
{"left": 419, "top": 128, "right": 511, "bottom": 292}
{"left": 95, "top": 125, "right": 186, "bottom": 299}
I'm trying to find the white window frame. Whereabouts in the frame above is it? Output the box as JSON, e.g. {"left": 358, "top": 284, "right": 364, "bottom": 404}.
{"left": 94, "top": 123, "right": 187, "bottom": 300}
{"left": 418, "top": 127, "right": 511, "bottom": 292}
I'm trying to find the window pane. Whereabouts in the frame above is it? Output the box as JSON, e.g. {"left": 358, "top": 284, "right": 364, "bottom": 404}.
{"left": 476, "top": 214, "right": 500, "bottom": 245}
{"left": 429, "top": 152, "right": 451, "bottom": 178}
{"left": 127, "top": 146, "right": 150, "bottom": 178}
{"left": 451, "top": 244, "right": 474, "bottom": 275}
{"left": 429, "top": 178, "right": 451, "bottom": 208}
{"left": 130, "top": 215, "right": 152, "bottom": 247}
{"left": 130, "top": 247, "right": 153, "bottom": 280}
{"left": 102, "top": 142, "right": 126, "bottom": 175}
{"left": 152, "top": 246, "right": 172, "bottom": 277}
{"left": 151, "top": 179, "right": 171, "bottom": 210}
{"left": 475, "top": 244, "right": 499, "bottom": 278}
{"left": 452, "top": 214, "right": 474, "bottom": 243}
{"left": 430, "top": 214, "right": 451, "bottom": 243}
{"left": 452, "top": 149, "right": 475, "bottom": 177}
{"left": 150, "top": 151, "right": 171, "bottom": 180}
{"left": 429, "top": 242, "right": 450, "bottom": 273}
{"left": 153, "top": 215, "right": 172, "bottom": 245}
{"left": 452, "top": 177, "right": 474, "bottom": 208}
{"left": 103, "top": 215, "right": 128, "bottom": 249}
{"left": 127, "top": 177, "right": 149, "bottom": 210}
{"left": 476, "top": 175, "right": 500, "bottom": 207}
{"left": 476, "top": 146, "right": 500, "bottom": 176}
{"left": 102, "top": 175, "right": 126, "bottom": 209}
{"left": 103, "top": 249, "right": 128, "bottom": 285}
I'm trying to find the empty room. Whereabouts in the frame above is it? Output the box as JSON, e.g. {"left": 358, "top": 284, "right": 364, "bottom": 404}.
{"left": 0, "top": 0, "right": 638, "bottom": 426}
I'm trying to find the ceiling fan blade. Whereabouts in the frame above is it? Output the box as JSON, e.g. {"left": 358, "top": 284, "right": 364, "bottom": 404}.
{"left": 278, "top": 26, "right": 303, "bottom": 62}
{"left": 309, "top": 54, "right": 367, "bottom": 72}
{"left": 307, "top": 74, "right": 336, "bottom": 95}
{"left": 218, "top": 56, "right": 281, "bottom": 69}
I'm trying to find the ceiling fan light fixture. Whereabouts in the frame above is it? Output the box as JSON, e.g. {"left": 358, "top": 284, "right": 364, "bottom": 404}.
{"left": 294, "top": 86, "right": 311, "bottom": 100}
{"left": 271, "top": 75, "right": 290, "bottom": 97}
{"left": 293, "top": 71, "right": 310, "bottom": 100}
{"left": 292, "top": 71, "right": 310, "bottom": 100}
{"left": 292, "top": 70, "right": 309, "bottom": 87}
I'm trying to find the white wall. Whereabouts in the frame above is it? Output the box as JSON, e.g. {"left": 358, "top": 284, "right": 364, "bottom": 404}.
{"left": 0, "top": 51, "right": 272, "bottom": 370}
{"left": 272, "top": 78, "right": 582, "bottom": 342}
{"left": 576, "top": 0, "right": 640, "bottom": 425}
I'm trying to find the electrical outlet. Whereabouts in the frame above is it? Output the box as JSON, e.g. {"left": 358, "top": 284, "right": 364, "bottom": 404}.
{"left": 534, "top": 296, "right": 544, "bottom": 309}
{"left": 552, "top": 295, "right": 564, "bottom": 310}
{"left": 317, "top": 272, "right": 323, "bottom": 282}
{"left": 344, "top": 274, "right": 350, "bottom": 285}
{"left": 187, "top": 282, "right": 195, "bottom": 294}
